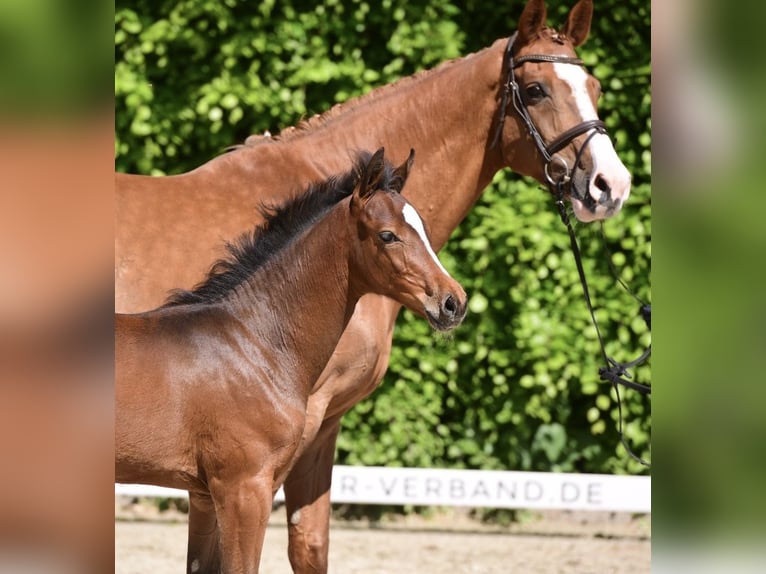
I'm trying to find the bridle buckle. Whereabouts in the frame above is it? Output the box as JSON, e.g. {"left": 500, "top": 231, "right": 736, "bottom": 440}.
{"left": 544, "top": 155, "right": 571, "bottom": 189}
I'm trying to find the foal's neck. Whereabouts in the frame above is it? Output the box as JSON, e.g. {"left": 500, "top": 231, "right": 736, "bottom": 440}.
{"left": 222, "top": 206, "right": 355, "bottom": 396}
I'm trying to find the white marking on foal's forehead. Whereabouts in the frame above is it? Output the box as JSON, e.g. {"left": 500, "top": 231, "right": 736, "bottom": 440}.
{"left": 401, "top": 203, "right": 451, "bottom": 277}
{"left": 552, "top": 63, "right": 597, "bottom": 121}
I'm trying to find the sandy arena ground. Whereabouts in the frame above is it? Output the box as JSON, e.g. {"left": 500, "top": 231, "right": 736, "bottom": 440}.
{"left": 115, "top": 499, "right": 650, "bottom": 573}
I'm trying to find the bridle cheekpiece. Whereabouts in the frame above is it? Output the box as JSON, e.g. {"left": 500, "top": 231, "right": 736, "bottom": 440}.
{"left": 492, "top": 32, "right": 607, "bottom": 201}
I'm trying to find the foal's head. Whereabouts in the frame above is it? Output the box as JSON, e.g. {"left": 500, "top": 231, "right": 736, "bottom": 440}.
{"left": 499, "top": 0, "right": 631, "bottom": 222}
{"left": 349, "top": 148, "right": 467, "bottom": 331}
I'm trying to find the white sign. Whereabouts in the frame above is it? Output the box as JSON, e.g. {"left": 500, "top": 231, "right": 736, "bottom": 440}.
{"left": 328, "top": 466, "right": 649, "bottom": 512}
{"left": 116, "top": 465, "right": 650, "bottom": 513}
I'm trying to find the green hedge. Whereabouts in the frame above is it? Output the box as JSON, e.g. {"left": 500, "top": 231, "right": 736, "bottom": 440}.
{"left": 115, "top": 0, "right": 651, "bottom": 475}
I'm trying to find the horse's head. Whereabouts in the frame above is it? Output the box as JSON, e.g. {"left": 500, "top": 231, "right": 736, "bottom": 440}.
{"left": 498, "top": 0, "right": 631, "bottom": 222}
{"left": 349, "top": 148, "right": 467, "bottom": 331}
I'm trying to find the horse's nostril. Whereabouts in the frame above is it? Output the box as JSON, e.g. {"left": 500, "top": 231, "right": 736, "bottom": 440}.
{"left": 594, "top": 174, "right": 611, "bottom": 194}
{"left": 443, "top": 294, "right": 457, "bottom": 316}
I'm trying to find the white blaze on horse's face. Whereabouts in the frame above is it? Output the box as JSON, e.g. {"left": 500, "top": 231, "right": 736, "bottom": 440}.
{"left": 553, "top": 63, "right": 632, "bottom": 222}
{"left": 402, "top": 203, "right": 451, "bottom": 277}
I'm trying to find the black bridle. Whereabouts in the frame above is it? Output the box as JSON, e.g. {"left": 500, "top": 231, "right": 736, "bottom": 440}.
{"left": 493, "top": 33, "right": 651, "bottom": 467}
{"left": 491, "top": 32, "right": 608, "bottom": 200}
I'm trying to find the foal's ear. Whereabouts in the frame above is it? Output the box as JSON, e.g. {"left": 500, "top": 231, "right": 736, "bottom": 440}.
{"left": 563, "top": 0, "right": 593, "bottom": 47}
{"left": 517, "top": 0, "right": 547, "bottom": 47}
{"left": 390, "top": 148, "right": 415, "bottom": 193}
{"left": 358, "top": 147, "right": 386, "bottom": 202}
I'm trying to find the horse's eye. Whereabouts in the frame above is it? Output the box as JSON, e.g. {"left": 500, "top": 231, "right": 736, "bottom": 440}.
{"left": 525, "top": 83, "right": 546, "bottom": 102}
{"left": 378, "top": 231, "right": 398, "bottom": 244}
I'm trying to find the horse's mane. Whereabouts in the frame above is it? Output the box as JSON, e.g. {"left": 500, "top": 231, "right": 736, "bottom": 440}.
{"left": 226, "top": 29, "right": 568, "bottom": 153}
{"left": 228, "top": 46, "right": 493, "bottom": 151}
{"left": 163, "top": 150, "right": 399, "bottom": 307}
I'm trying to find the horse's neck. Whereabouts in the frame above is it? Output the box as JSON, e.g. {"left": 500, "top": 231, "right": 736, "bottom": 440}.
{"left": 234, "top": 39, "right": 512, "bottom": 248}
{"left": 223, "top": 209, "right": 354, "bottom": 394}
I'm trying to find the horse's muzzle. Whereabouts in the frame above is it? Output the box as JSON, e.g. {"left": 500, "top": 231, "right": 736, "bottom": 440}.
{"left": 569, "top": 169, "right": 625, "bottom": 222}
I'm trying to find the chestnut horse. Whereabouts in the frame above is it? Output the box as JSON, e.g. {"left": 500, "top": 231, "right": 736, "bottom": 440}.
{"left": 115, "top": 1, "right": 630, "bottom": 571}
{"left": 115, "top": 148, "right": 466, "bottom": 573}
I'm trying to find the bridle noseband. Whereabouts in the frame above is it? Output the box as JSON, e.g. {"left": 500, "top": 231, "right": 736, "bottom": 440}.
{"left": 492, "top": 32, "right": 651, "bottom": 467}
{"left": 491, "top": 32, "right": 607, "bottom": 198}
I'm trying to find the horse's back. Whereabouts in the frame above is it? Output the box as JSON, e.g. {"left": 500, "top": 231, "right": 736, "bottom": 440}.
{"left": 115, "top": 146, "right": 337, "bottom": 313}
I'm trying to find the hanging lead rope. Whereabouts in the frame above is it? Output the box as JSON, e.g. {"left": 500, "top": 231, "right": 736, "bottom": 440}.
{"left": 554, "top": 189, "right": 651, "bottom": 467}
{"left": 494, "top": 32, "right": 651, "bottom": 467}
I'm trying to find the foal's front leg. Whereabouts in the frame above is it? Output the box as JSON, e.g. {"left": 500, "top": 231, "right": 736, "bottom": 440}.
{"left": 187, "top": 490, "right": 221, "bottom": 574}
{"left": 209, "top": 474, "right": 273, "bottom": 574}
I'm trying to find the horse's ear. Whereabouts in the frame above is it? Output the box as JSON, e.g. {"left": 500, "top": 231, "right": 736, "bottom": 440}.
{"left": 391, "top": 148, "right": 415, "bottom": 193}
{"left": 356, "top": 147, "right": 386, "bottom": 204}
{"left": 563, "top": 0, "right": 593, "bottom": 47}
{"left": 517, "top": 0, "right": 547, "bottom": 47}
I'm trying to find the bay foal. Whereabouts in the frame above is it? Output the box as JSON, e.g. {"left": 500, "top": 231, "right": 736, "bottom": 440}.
{"left": 115, "top": 149, "right": 466, "bottom": 573}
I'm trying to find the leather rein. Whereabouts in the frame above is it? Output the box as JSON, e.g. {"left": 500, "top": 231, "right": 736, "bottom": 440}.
{"left": 492, "top": 33, "right": 651, "bottom": 467}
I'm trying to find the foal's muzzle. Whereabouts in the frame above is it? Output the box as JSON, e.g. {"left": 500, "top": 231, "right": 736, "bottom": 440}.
{"left": 426, "top": 292, "right": 467, "bottom": 331}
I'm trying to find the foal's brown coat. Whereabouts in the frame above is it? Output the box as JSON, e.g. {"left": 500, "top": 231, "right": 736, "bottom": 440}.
{"left": 116, "top": 1, "right": 628, "bottom": 571}
{"left": 116, "top": 149, "right": 466, "bottom": 573}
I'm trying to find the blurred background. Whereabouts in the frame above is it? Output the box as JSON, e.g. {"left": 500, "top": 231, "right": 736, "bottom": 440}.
{"left": 0, "top": 0, "right": 113, "bottom": 572}
{"left": 652, "top": 0, "right": 766, "bottom": 571}
{"left": 1, "top": 0, "right": 765, "bottom": 571}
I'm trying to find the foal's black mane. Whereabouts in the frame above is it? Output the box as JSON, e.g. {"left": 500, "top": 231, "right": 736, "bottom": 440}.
{"left": 163, "top": 151, "right": 399, "bottom": 307}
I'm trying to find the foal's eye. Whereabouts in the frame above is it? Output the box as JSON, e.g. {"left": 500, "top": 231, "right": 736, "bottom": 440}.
{"left": 378, "top": 231, "right": 398, "bottom": 244}
{"left": 525, "top": 83, "right": 546, "bottom": 102}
